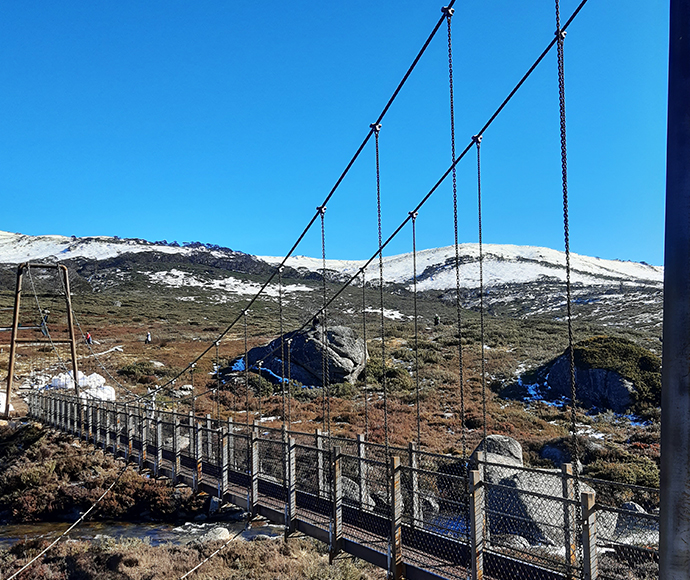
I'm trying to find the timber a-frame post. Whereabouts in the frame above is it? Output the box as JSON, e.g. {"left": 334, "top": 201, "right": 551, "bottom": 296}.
{"left": 3, "top": 263, "right": 80, "bottom": 419}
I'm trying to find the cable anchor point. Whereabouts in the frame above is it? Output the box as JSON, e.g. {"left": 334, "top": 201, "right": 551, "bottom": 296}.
{"left": 316, "top": 205, "right": 327, "bottom": 215}
{"left": 441, "top": 6, "right": 454, "bottom": 17}
{"left": 472, "top": 134, "right": 482, "bottom": 145}
{"left": 370, "top": 123, "right": 382, "bottom": 133}
{"left": 555, "top": 29, "right": 567, "bottom": 40}
{"left": 409, "top": 211, "right": 419, "bottom": 220}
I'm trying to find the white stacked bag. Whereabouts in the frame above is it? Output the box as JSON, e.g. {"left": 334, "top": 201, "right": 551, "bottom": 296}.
{"left": 46, "top": 371, "right": 116, "bottom": 401}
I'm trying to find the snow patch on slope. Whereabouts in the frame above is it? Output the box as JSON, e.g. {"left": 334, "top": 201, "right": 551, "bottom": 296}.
{"left": 261, "top": 244, "right": 662, "bottom": 290}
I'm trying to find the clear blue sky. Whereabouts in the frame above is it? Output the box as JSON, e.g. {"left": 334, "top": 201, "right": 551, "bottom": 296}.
{"left": 0, "top": 1, "right": 668, "bottom": 265}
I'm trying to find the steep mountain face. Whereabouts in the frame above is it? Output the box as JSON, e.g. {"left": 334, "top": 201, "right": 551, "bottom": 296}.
{"left": 0, "top": 231, "right": 663, "bottom": 340}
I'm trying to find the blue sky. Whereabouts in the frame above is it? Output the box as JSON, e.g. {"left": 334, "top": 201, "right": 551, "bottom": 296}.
{"left": 0, "top": 1, "right": 668, "bottom": 265}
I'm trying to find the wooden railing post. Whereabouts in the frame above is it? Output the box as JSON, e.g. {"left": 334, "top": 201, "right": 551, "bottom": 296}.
{"left": 105, "top": 402, "right": 111, "bottom": 453}
{"left": 330, "top": 446, "right": 343, "bottom": 564}
{"left": 155, "top": 410, "right": 162, "bottom": 477}
{"left": 409, "top": 442, "right": 421, "bottom": 527}
{"left": 562, "top": 463, "right": 577, "bottom": 579}
{"left": 219, "top": 425, "right": 228, "bottom": 497}
{"left": 316, "top": 429, "right": 325, "bottom": 498}
{"left": 357, "top": 434, "right": 369, "bottom": 510}
{"left": 470, "top": 469, "right": 485, "bottom": 580}
{"left": 227, "top": 418, "right": 235, "bottom": 470}
{"left": 390, "top": 456, "right": 404, "bottom": 580}
{"left": 125, "top": 403, "right": 133, "bottom": 461}
{"left": 285, "top": 436, "right": 296, "bottom": 538}
{"left": 173, "top": 413, "right": 181, "bottom": 484}
{"left": 194, "top": 421, "right": 203, "bottom": 491}
{"left": 206, "top": 414, "right": 213, "bottom": 462}
{"left": 139, "top": 405, "right": 147, "bottom": 471}
{"left": 250, "top": 423, "right": 259, "bottom": 516}
{"left": 581, "top": 490, "right": 598, "bottom": 580}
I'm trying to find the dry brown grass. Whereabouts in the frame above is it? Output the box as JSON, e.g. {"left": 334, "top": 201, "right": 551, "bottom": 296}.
{"left": 0, "top": 536, "right": 385, "bottom": 580}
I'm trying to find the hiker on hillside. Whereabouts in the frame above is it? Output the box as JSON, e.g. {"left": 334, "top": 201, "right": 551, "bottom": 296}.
{"left": 145, "top": 331, "right": 152, "bottom": 344}
{"left": 85, "top": 332, "right": 92, "bottom": 345}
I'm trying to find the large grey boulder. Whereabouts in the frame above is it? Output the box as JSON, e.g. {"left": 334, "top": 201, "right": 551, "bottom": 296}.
{"left": 547, "top": 354, "right": 635, "bottom": 412}
{"left": 467, "top": 435, "right": 592, "bottom": 546}
{"left": 245, "top": 323, "right": 367, "bottom": 386}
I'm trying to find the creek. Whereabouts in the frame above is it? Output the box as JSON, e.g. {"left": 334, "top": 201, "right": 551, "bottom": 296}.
{"left": 0, "top": 519, "right": 283, "bottom": 550}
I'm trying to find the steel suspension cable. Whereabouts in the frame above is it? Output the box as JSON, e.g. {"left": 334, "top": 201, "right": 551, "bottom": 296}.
{"left": 372, "top": 123, "right": 389, "bottom": 457}
{"left": 125, "top": 0, "right": 591, "bottom": 412}
{"left": 317, "top": 205, "right": 331, "bottom": 440}
{"left": 27, "top": 265, "right": 69, "bottom": 375}
{"left": 287, "top": 338, "right": 292, "bottom": 425}
{"left": 122, "top": 4, "right": 455, "bottom": 408}
{"left": 203, "top": 1, "right": 592, "bottom": 446}
{"left": 445, "top": 6, "right": 467, "bottom": 460}
{"left": 410, "top": 211, "right": 421, "bottom": 446}
{"left": 474, "top": 135, "right": 488, "bottom": 447}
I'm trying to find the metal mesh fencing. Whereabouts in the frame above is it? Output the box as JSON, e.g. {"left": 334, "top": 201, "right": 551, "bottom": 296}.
{"left": 581, "top": 476, "right": 659, "bottom": 580}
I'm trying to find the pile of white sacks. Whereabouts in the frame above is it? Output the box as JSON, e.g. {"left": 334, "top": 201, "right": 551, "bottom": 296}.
{"left": 47, "top": 371, "right": 116, "bottom": 401}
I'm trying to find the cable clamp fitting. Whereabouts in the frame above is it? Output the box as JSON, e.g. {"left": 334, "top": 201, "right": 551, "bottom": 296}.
{"left": 441, "top": 6, "right": 454, "bottom": 17}
{"left": 370, "top": 123, "right": 382, "bottom": 133}
{"left": 472, "top": 134, "right": 482, "bottom": 144}
{"left": 409, "top": 211, "right": 419, "bottom": 220}
{"left": 316, "top": 205, "right": 327, "bottom": 215}
{"left": 555, "top": 29, "right": 567, "bottom": 40}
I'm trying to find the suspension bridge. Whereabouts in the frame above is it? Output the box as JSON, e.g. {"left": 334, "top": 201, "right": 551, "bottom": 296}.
{"left": 1, "top": 1, "right": 686, "bottom": 579}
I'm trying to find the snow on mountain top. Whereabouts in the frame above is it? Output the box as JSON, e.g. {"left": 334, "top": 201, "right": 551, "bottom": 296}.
{"left": 261, "top": 244, "right": 663, "bottom": 290}
{"left": 0, "top": 231, "right": 231, "bottom": 263}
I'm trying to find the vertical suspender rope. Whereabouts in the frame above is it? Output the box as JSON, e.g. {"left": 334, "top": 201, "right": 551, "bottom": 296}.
{"left": 362, "top": 271, "right": 369, "bottom": 439}
{"left": 244, "top": 311, "right": 250, "bottom": 430}
{"left": 372, "top": 122, "right": 389, "bottom": 457}
{"left": 318, "top": 205, "right": 331, "bottom": 441}
{"left": 410, "top": 211, "right": 421, "bottom": 446}
{"left": 287, "top": 338, "right": 292, "bottom": 426}
{"left": 555, "top": 0, "right": 580, "bottom": 476}
{"left": 215, "top": 339, "right": 221, "bottom": 423}
{"left": 278, "top": 266, "right": 286, "bottom": 427}
{"left": 555, "top": 1, "right": 582, "bottom": 572}
{"left": 445, "top": 6, "right": 466, "bottom": 459}
{"left": 474, "top": 135, "right": 488, "bottom": 446}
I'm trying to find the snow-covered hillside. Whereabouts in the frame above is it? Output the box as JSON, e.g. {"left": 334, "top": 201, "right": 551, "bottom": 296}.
{"left": 0, "top": 231, "right": 237, "bottom": 263}
{"left": 262, "top": 244, "right": 663, "bottom": 291}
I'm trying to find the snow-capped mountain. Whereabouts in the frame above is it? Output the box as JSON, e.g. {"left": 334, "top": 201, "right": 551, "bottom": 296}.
{"left": 261, "top": 244, "right": 662, "bottom": 291}
{"left": 0, "top": 231, "right": 663, "bottom": 339}
{"left": 0, "top": 230, "right": 662, "bottom": 291}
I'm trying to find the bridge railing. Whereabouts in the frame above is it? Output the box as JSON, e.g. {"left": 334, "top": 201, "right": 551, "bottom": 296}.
{"left": 27, "top": 390, "right": 659, "bottom": 580}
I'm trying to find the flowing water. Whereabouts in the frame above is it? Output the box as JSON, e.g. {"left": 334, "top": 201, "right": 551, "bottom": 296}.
{"left": 0, "top": 519, "right": 283, "bottom": 550}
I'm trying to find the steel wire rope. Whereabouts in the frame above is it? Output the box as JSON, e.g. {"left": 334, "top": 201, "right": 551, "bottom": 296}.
{"left": 56, "top": 268, "right": 137, "bottom": 399}
{"left": 410, "top": 211, "right": 421, "bottom": 445}
{"left": 474, "top": 135, "right": 488, "bottom": 448}
{"left": 362, "top": 271, "right": 369, "bottom": 439}
{"left": 177, "top": 527, "right": 245, "bottom": 580}
{"left": 191, "top": 0, "right": 591, "bottom": 431}
{"left": 278, "top": 267, "right": 286, "bottom": 428}
{"left": 555, "top": 0, "right": 583, "bottom": 573}
{"left": 27, "top": 265, "right": 70, "bottom": 376}
{"left": 6, "top": 453, "right": 133, "bottom": 580}
{"left": 244, "top": 311, "right": 250, "bottom": 430}
{"left": 287, "top": 338, "right": 292, "bottom": 425}
{"left": 120, "top": 3, "right": 456, "bottom": 407}
{"left": 444, "top": 5, "right": 467, "bottom": 460}
{"left": 317, "top": 205, "right": 331, "bottom": 441}
{"left": 371, "top": 123, "right": 389, "bottom": 460}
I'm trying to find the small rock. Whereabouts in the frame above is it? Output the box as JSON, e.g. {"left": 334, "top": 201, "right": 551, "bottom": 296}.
{"left": 197, "top": 527, "right": 231, "bottom": 543}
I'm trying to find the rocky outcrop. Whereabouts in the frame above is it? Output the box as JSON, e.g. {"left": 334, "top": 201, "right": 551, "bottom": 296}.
{"left": 547, "top": 354, "right": 635, "bottom": 413}
{"left": 244, "top": 323, "right": 367, "bottom": 386}
{"left": 465, "top": 435, "right": 593, "bottom": 546}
